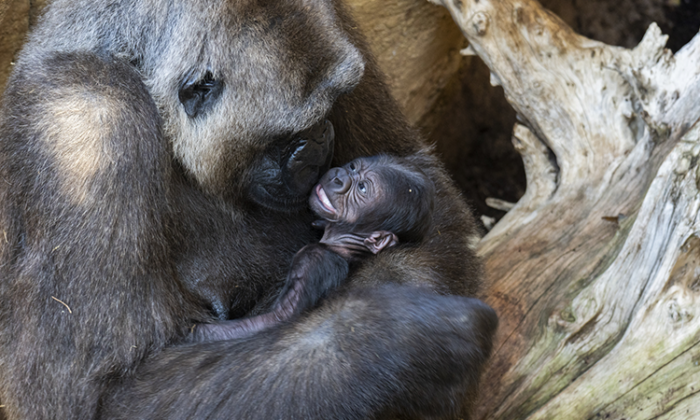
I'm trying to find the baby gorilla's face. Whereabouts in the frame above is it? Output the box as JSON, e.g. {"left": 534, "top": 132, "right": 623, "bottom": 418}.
{"left": 310, "top": 158, "right": 386, "bottom": 224}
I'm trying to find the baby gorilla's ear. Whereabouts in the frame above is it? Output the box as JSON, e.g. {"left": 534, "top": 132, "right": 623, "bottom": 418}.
{"left": 363, "top": 231, "right": 400, "bottom": 254}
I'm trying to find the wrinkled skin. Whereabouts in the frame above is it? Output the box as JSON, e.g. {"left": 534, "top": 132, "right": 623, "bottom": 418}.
{"left": 312, "top": 155, "right": 435, "bottom": 247}
{"left": 311, "top": 157, "right": 384, "bottom": 224}
{"left": 0, "top": 0, "right": 494, "bottom": 419}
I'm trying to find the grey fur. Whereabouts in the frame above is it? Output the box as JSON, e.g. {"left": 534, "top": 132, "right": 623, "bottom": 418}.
{"left": 0, "top": 1, "right": 495, "bottom": 419}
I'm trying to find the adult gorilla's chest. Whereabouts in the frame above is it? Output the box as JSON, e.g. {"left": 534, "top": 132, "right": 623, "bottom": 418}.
{"left": 169, "top": 176, "right": 319, "bottom": 320}
{"left": 166, "top": 115, "right": 337, "bottom": 320}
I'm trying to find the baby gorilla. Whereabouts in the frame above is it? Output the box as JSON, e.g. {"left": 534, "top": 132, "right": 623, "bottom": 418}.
{"left": 190, "top": 155, "right": 434, "bottom": 341}
{"left": 311, "top": 154, "right": 434, "bottom": 258}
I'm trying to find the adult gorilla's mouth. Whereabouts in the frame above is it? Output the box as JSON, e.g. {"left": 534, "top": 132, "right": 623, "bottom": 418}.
{"left": 247, "top": 120, "right": 335, "bottom": 212}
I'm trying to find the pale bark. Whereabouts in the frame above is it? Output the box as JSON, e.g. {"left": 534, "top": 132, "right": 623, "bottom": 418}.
{"left": 426, "top": 0, "right": 700, "bottom": 418}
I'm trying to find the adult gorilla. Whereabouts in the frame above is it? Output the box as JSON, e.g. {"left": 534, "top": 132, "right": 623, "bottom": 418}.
{"left": 0, "top": 0, "right": 497, "bottom": 419}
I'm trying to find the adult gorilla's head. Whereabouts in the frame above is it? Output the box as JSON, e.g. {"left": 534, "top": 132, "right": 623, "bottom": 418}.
{"left": 139, "top": 0, "right": 365, "bottom": 210}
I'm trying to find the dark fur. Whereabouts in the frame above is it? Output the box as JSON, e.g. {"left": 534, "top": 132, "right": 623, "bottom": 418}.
{"left": 362, "top": 156, "right": 435, "bottom": 243}
{"left": 106, "top": 285, "right": 497, "bottom": 420}
{"left": 192, "top": 156, "right": 437, "bottom": 342}
{"left": 190, "top": 244, "right": 348, "bottom": 342}
{"left": 0, "top": 0, "right": 493, "bottom": 419}
{"left": 329, "top": 155, "right": 436, "bottom": 243}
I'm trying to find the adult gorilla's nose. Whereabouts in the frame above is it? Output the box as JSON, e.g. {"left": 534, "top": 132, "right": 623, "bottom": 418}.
{"left": 282, "top": 120, "right": 335, "bottom": 195}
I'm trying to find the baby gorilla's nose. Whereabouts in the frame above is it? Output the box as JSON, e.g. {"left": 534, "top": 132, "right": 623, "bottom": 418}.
{"left": 324, "top": 167, "right": 351, "bottom": 195}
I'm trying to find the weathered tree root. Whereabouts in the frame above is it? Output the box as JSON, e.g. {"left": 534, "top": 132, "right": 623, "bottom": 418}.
{"left": 427, "top": 0, "right": 700, "bottom": 418}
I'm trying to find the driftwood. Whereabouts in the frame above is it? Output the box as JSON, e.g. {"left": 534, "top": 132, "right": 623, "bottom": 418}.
{"left": 426, "top": 0, "right": 700, "bottom": 418}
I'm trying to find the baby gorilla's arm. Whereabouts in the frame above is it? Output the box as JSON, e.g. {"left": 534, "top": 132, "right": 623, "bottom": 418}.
{"left": 189, "top": 244, "right": 349, "bottom": 342}
{"left": 276, "top": 244, "right": 350, "bottom": 316}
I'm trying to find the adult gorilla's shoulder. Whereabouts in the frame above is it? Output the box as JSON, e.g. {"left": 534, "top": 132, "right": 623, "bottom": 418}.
{"left": 0, "top": 0, "right": 495, "bottom": 419}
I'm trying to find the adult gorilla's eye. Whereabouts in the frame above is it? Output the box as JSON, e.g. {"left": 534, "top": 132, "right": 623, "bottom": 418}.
{"left": 358, "top": 182, "right": 366, "bottom": 194}
{"left": 178, "top": 71, "right": 224, "bottom": 118}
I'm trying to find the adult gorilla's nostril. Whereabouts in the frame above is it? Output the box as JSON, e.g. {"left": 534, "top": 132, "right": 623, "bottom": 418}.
{"left": 282, "top": 120, "right": 335, "bottom": 195}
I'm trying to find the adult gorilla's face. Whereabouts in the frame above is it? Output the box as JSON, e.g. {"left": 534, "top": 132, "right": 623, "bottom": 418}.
{"left": 144, "top": 0, "right": 365, "bottom": 208}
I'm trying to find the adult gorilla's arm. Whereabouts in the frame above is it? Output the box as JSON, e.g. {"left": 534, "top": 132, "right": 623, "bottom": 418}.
{"left": 329, "top": 3, "right": 482, "bottom": 297}
{"left": 104, "top": 285, "right": 497, "bottom": 420}
{"left": 0, "top": 52, "right": 194, "bottom": 419}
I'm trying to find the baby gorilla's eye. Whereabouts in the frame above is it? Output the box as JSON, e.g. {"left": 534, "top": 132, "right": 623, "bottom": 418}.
{"left": 358, "top": 182, "right": 367, "bottom": 194}
{"left": 349, "top": 162, "right": 356, "bottom": 172}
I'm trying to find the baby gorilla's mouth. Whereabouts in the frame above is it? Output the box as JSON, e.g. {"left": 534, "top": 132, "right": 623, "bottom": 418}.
{"left": 316, "top": 185, "right": 336, "bottom": 213}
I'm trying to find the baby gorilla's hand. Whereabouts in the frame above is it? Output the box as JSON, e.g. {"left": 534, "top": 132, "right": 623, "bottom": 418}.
{"left": 274, "top": 243, "right": 349, "bottom": 319}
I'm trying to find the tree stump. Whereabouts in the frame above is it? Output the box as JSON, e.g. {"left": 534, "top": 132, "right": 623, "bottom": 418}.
{"left": 426, "top": 0, "right": 700, "bottom": 418}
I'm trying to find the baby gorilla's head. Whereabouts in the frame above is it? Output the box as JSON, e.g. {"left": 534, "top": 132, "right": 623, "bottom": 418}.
{"left": 310, "top": 154, "right": 435, "bottom": 258}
